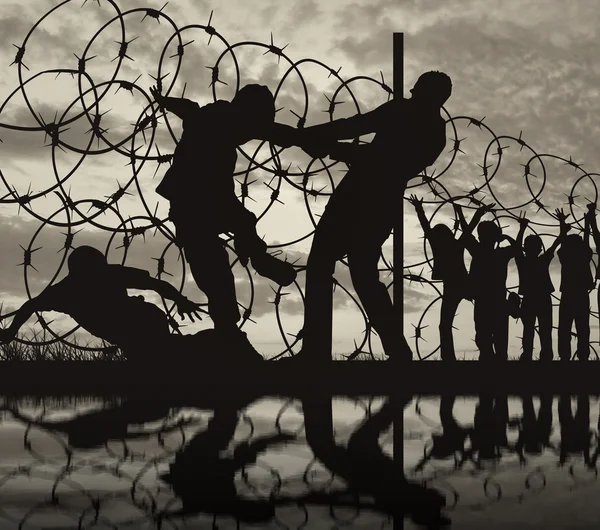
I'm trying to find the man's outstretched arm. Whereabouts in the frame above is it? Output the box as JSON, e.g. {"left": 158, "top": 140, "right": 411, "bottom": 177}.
{"left": 120, "top": 267, "right": 202, "bottom": 322}
{"left": 302, "top": 99, "right": 393, "bottom": 141}
{"left": 150, "top": 86, "right": 197, "bottom": 121}
{"left": 0, "top": 296, "right": 52, "bottom": 343}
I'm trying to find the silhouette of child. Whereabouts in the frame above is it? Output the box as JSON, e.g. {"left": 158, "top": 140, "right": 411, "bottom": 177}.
{"left": 0, "top": 246, "right": 203, "bottom": 359}
{"left": 515, "top": 211, "right": 569, "bottom": 362}
{"left": 584, "top": 202, "right": 600, "bottom": 346}
{"left": 462, "top": 216, "right": 520, "bottom": 361}
{"left": 408, "top": 197, "right": 491, "bottom": 361}
{"left": 556, "top": 208, "right": 593, "bottom": 361}
{"left": 150, "top": 84, "right": 299, "bottom": 355}
{"left": 284, "top": 71, "right": 451, "bottom": 362}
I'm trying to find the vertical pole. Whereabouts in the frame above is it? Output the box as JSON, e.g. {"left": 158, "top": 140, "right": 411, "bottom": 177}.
{"left": 392, "top": 32, "right": 405, "bottom": 530}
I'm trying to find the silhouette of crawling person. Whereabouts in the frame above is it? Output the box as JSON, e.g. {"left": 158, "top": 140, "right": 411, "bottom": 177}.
{"left": 283, "top": 71, "right": 452, "bottom": 362}
{"left": 0, "top": 246, "right": 262, "bottom": 362}
{"left": 150, "top": 84, "right": 299, "bottom": 356}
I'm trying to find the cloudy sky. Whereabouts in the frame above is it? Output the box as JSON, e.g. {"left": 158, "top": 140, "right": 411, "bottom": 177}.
{"left": 0, "top": 0, "right": 599, "bottom": 359}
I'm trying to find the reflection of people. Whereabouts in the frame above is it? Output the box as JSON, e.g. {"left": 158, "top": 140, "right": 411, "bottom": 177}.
{"left": 414, "top": 395, "right": 472, "bottom": 471}
{"left": 468, "top": 395, "right": 511, "bottom": 464}
{"left": 557, "top": 209, "right": 593, "bottom": 361}
{"left": 462, "top": 217, "right": 520, "bottom": 361}
{"left": 285, "top": 71, "right": 452, "bottom": 362}
{"left": 160, "top": 405, "right": 294, "bottom": 523}
{"left": 0, "top": 246, "right": 202, "bottom": 360}
{"left": 151, "top": 84, "right": 299, "bottom": 356}
{"left": 557, "top": 394, "right": 593, "bottom": 467}
{"left": 515, "top": 212, "right": 568, "bottom": 362}
{"left": 514, "top": 395, "right": 553, "bottom": 464}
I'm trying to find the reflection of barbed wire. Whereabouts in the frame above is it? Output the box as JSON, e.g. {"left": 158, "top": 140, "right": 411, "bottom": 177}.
{"left": 3, "top": 2, "right": 599, "bottom": 361}
{"left": 0, "top": 397, "right": 393, "bottom": 529}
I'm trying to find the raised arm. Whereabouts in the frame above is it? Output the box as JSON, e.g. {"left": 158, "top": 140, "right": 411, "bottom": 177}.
{"left": 516, "top": 215, "right": 529, "bottom": 248}
{"left": 150, "top": 86, "right": 197, "bottom": 121}
{"left": 586, "top": 203, "right": 600, "bottom": 250}
{"left": 544, "top": 221, "right": 571, "bottom": 257}
{"left": 407, "top": 195, "right": 431, "bottom": 237}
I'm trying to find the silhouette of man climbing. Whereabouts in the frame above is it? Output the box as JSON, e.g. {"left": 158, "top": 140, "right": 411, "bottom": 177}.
{"left": 462, "top": 215, "right": 520, "bottom": 361}
{"left": 556, "top": 208, "right": 593, "bottom": 361}
{"left": 0, "top": 246, "right": 203, "bottom": 360}
{"left": 515, "top": 211, "right": 569, "bottom": 362}
{"left": 283, "top": 71, "right": 452, "bottom": 362}
{"left": 409, "top": 199, "right": 491, "bottom": 361}
{"left": 150, "top": 84, "right": 299, "bottom": 357}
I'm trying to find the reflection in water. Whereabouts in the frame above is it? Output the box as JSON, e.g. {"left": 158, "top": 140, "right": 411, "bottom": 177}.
{"left": 406, "top": 394, "right": 600, "bottom": 529}
{"left": 1, "top": 395, "right": 447, "bottom": 529}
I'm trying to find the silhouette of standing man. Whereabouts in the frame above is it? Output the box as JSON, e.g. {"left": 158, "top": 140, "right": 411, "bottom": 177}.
{"left": 150, "top": 85, "right": 299, "bottom": 357}
{"left": 285, "top": 71, "right": 451, "bottom": 362}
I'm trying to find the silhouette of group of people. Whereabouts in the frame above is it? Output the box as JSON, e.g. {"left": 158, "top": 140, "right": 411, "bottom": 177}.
{"left": 0, "top": 70, "right": 453, "bottom": 362}
{"left": 409, "top": 197, "right": 600, "bottom": 362}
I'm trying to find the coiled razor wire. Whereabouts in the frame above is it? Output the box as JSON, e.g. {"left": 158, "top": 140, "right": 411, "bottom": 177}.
{"left": 0, "top": 396, "right": 394, "bottom": 529}
{"left": 1, "top": 0, "right": 599, "bottom": 360}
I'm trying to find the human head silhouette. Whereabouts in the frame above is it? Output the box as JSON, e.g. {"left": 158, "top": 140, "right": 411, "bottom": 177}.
{"left": 232, "top": 84, "right": 276, "bottom": 143}
{"left": 524, "top": 234, "right": 543, "bottom": 257}
{"left": 68, "top": 246, "right": 107, "bottom": 277}
{"left": 410, "top": 71, "right": 452, "bottom": 108}
{"left": 430, "top": 223, "right": 454, "bottom": 247}
{"left": 477, "top": 220, "right": 501, "bottom": 247}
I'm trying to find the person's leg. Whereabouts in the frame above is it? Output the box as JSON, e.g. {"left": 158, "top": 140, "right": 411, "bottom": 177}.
{"left": 183, "top": 235, "right": 241, "bottom": 329}
{"left": 493, "top": 294, "right": 509, "bottom": 360}
{"left": 474, "top": 297, "right": 494, "bottom": 360}
{"left": 558, "top": 294, "right": 573, "bottom": 361}
{"left": 520, "top": 296, "right": 535, "bottom": 361}
{"left": 439, "top": 285, "right": 461, "bottom": 361}
{"left": 574, "top": 291, "right": 590, "bottom": 361}
{"left": 347, "top": 235, "right": 408, "bottom": 360}
{"left": 537, "top": 295, "right": 554, "bottom": 361}
{"left": 229, "top": 200, "right": 296, "bottom": 286}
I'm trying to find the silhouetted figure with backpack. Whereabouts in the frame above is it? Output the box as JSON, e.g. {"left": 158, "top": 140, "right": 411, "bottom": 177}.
{"left": 0, "top": 246, "right": 210, "bottom": 361}
{"left": 150, "top": 84, "right": 300, "bottom": 359}
{"left": 515, "top": 212, "right": 569, "bottom": 362}
{"left": 283, "top": 71, "right": 452, "bottom": 363}
{"left": 408, "top": 197, "right": 490, "bottom": 360}
{"left": 556, "top": 208, "right": 593, "bottom": 361}
{"left": 462, "top": 216, "right": 521, "bottom": 361}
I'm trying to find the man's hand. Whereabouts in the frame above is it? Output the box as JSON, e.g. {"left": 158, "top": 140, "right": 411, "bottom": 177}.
{"left": 176, "top": 296, "right": 203, "bottom": 323}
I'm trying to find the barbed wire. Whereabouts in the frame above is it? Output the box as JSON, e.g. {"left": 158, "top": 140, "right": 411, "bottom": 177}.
{"left": 0, "top": 0, "right": 598, "bottom": 360}
{"left": 0, "top": 396, "right": 394, "bottom": 529}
